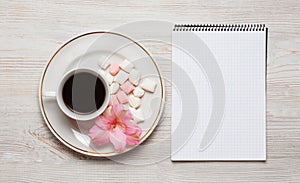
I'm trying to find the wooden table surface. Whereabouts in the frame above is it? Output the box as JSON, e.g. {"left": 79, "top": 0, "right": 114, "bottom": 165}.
{"left": 1, "top": 0, "right": 300, "bottom": 182}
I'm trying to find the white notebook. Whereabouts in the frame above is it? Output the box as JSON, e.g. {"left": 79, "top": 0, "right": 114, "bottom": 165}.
{"left": 171, "top": 24, "right": 267, "bottom": 161}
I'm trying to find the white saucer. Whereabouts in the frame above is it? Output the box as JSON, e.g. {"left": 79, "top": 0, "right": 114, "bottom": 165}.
{"left": 39, "top": 32, "right": 165, "bottom": 157}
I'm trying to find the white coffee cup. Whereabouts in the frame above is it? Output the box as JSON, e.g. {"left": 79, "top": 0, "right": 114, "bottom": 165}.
{"left": 42, "top": 68, "right": 110, "bottom": 121}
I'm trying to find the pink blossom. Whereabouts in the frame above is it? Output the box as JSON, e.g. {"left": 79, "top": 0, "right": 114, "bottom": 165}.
{"left": 88, "top": 104, "right": 142, "bottom": 151}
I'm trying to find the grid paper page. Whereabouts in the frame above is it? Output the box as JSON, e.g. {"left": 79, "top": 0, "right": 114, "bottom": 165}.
{"left": 171, "top": 29, "right": 266, "bottom": 161}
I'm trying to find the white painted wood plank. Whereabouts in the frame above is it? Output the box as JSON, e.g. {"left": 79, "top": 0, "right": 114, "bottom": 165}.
{"left": 0, "top": 0, "right": 300, "bottom": 182}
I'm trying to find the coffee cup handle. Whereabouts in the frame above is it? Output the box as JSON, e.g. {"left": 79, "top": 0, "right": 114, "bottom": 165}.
{"left": 43, "top": 91, "right": 56, "bottom": 98}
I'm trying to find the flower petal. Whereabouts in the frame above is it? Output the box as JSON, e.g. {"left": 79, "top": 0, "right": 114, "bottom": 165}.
{"left": 111, "top": 104, "right": 132, "bottom": 123}
{"left": 88, "top": 125, "right": 110, "bottom": 146}
{"left": 126, "top": 135, "right": 140, "bottom": 146}
{"left": 119, "top": 110, "right": 132, "bottom": 123}
{"left": 109, "top": 126, "right": 127, "bottom": 151}
{"left": 125, "top": 121, "right": 142, "bottom": 136}
{"left": 95, "top": 115, "right": 114, "bottom": 130}
{"left": 111, "top": 104, "right": 123, "bottom": 118}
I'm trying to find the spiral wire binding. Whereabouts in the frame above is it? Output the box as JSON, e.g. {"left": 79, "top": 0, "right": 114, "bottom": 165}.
{"left": 173, "top": 24, "right": 266, "bottom": 31}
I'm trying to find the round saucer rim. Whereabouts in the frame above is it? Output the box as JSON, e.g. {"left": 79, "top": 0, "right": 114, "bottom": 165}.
{"left": 39, "top": 31, "right": 165, "bottom": 157}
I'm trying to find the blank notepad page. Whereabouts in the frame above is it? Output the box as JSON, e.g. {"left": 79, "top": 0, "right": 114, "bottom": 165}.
{"left": 171, "top": 24, "right": 267, "bottom": 161}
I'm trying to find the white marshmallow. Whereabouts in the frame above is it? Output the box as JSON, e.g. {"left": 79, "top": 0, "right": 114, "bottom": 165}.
{"left": 130, "top": 108, "right": 145, "bottom": 123}
{"left": 129, "top": 69, "right": 140, "bottom": 86}
{"left": 140, "top": 78, "right": 157, "bottom": 93}
{"left": 114, "top": 70, "right": 129, "bottom": 84}
{"left": 110, "top": 82, "right": 119, "bottom": 94}
{"left": 133, "top": 87, "right": 145, "bottom": 98}
{"left": 99, "top": 69, "right": 106, "bottom": 76}
{"left": 119, "top": 59, "right": 134, "bottom": 73}
{"left": 128, "top": 94, "right": 141, "bottom": 109}
{"left": 105, "top": 72, "right": 114, "bottom": 85}
{"left": 103, "top": 106, "right": 112, "bottom": 116}
{"left": 99, "top": 60, "right": 110, "bottom": 70}
{"left": 123, "top": 104, "right": 129, "bottom": 110}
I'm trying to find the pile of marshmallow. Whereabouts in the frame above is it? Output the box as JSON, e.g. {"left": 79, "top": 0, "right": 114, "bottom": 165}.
{"left": 99, "top": 59, "right": 157, "bottom": 123}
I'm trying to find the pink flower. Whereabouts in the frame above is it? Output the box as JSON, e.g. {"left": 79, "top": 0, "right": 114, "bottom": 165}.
{"left": 88, "top": 104, "right": 142, "bottom": 151}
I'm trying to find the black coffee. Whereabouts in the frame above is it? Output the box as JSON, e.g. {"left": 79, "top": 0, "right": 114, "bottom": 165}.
{"left": 62, "top": 72, "right": 106, "bottom": 114}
